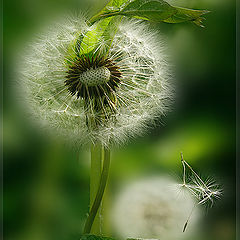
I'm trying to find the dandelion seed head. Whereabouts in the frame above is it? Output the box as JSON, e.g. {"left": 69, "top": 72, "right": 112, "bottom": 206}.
{"left": 18, "top": 15, "right": 172, "bottom": 146}
{"left": 111, "top": 176, "right": 200, "bottom": 239}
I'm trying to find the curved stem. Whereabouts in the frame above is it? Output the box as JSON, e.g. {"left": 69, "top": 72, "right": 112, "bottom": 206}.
{"left": 89, "top": 143, "right": 102, "bottom": 234}
{"left": 83, "top": 147, "right": 111, "bottom": 234}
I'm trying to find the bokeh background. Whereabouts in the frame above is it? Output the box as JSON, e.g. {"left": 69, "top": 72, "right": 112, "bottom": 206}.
{"left": 3, "top": 0, "right": 236, "bottom": 239}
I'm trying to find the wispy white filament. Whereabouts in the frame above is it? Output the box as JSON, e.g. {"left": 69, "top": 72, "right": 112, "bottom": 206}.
{"left": 180, "top": 153, "right": 222, "bottom": 207}
{"left": 19, "top": 15, "right": 172, "bottom": 146}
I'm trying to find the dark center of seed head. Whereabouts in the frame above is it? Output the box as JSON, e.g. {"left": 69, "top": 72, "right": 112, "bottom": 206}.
{"left": 65, "top": 55, "right": 121, "bottom": 100}
{"left": 79, "top": 66, "right": 111, "bottom": 86}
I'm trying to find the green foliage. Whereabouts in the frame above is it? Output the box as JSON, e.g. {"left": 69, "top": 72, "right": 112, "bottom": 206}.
{"left": 107, "top": 0, "right": 129, "bottom": 8}
{"left": 80, "top": 234, "right": 160, "bottom": 240}
{"left": 114, "top": 0, "right": 176, "bottom": 22}
{"left": 90, "top": 0, "right": 209, "bottom": 26}
{"left": 100, "top": 16, "right": 123, "bottom": 53}
{"left": 75, "top": 16, "right": 123, "bottom": 56}
{"left": 77, "top": 0, "right": 209, "bottom": 57}
{"left": 80, "top": 234, "right": 144, "bottom": 240}
{"left": 163, "top": 6, "right": 210, "bottom": 27}
{"left": 80, "top": 235, "right": 116, "bottom": 240}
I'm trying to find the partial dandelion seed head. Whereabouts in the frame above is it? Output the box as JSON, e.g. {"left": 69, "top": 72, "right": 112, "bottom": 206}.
{"left": 111, "top": 176, "right": 201, "bottom": 239}
{"left": 18, "top": 14, "right": 173, "bottom": 146}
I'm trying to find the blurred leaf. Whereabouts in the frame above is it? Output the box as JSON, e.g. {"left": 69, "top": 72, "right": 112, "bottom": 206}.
{"left": 151, "top": 117, "right": 231, "bottom": 168}
{"left": 80, "top": 235, "right": 151, "bottom": 240}
{"left": 163, "top": 6, "right": 210, "bottom": 27}
{"left": 80, "top": 234, "right": 116, "bottom": 240}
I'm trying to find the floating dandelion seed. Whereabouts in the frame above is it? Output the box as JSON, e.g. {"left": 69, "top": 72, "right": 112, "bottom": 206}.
{"left": 19, "top": 15, "right": 172, "bottom": 146}
{"left": 179, "top": 153, "right": 222, "bottom": 232}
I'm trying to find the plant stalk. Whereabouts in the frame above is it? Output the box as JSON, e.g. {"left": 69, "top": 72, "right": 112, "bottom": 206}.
{"left": 83, "top": 144, "right": 111, "bottom": 234}
{"left": 90, "top": 143, "right": 103, "bottom": 234}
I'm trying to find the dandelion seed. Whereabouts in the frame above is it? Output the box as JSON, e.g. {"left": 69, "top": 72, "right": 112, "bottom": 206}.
{"left": 179, "top": 152, "right": 222, "bottom": 232}
{"left": 18, "top": 15, "right": 172, "bottom": 146}
{"left": 180, "top": 153, "right": 222, "bottom": 206}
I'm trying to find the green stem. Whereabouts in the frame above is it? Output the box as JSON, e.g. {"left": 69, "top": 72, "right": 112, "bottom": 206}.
{"left": 83, "top": 145, "right": 111, "bottom": 234}
{"left": 90, "top": 143, "right": 103, "bottom": 234}
{"left": 89, "top": 11, "right": 120, "bottom": 25}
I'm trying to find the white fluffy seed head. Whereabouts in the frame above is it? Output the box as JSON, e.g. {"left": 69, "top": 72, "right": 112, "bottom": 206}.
{"left": 79, "top": 67, "right": 111, "bottom": 86}
{"left": 18, "top": 15, "right": 173, "bottom": 147}
{"left": 111, "top": 176, "right": 201, "bottom": 239}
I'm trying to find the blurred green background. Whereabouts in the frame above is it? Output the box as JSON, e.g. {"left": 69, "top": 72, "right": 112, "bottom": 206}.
{"left": 3, "top": 0, "right": 236, "bottom": 239}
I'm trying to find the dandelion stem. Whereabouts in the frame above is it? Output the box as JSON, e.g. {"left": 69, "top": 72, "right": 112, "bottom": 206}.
{"left": 83, "top": 144, "right": 111, "bottom": 234}
{"left": 89, "top": 143, "right": 102, "bottom": 234}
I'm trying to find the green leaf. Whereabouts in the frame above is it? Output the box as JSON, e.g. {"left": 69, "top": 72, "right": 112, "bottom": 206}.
{"left": 163, "top": 6, "right": 210, "bottom": 27}
{"left": 118, "top": 0, "right": 177, "bottom": 22}
{"left": 101, "top": 16, "right": 123, "bottom": 52}
{"left": 74, "top": 15, "right": 123, "bottom": 57}
{"left": 80, "top": 234, "right": 116, "bottom": 240}
{"left": 74, "top": 26, "right": 100, "bottom": 55}
{"left": 90, "top": 0, "right": 209, "bottom": 27}
{"left": 91, "top": 0, "right": 176, "bottom": 23}
{"left": 89, "top": 0, "right": 126, "bottom": 24}
{"left": 107, "top": 0, "right": 130, "bottom": 8}
{"left": 80, "top": 236, "right": 161, "bottom": 240}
